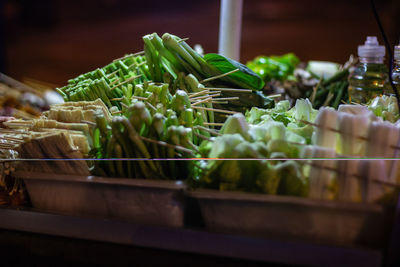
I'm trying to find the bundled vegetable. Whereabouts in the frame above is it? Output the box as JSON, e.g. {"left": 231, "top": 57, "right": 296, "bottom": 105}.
{"left": 192, "top": 97, "right": 400, "bottom": 204}
{"left": 92, "top": 105, "right": 197, "bottom": 180}
{"left": 307, "top": 67, "right": 350, "bottom": 109}
{"left": 1, "top": 99, "right": 114, "bottom": 156}
{"left": 57, "top": 33, "right": 274, "bottom": 120}
{"left": 15, "top": 132, "right": 90, "bottom": 175}
{"left": 192, "top": 109, "right": 308, "bottom": 196}
{"left": 196, "top": 133, "right": 306, "bottom": 196}
{"left": 246, "top": 53, "right": 300, "bottom": 82}
{"left": 142, "top": 33, "right": 273, "bottom": 114}
{"left": 56, "top": 54, "right": 149, "bottom": 109}
{"left": 33, "top": 33, "right": 400, "bottom": 204}
{"left": 90, "top": 82, "right": 217, "bottom": 179}
{"left": 144, "top": 33, "right": 265, "bottom": 90}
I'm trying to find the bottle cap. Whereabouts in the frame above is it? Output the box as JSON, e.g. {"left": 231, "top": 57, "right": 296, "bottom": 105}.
{"left": 395, "top": 42, "right": 400, "bottom": 61}
{"left": 358, "top": 36, "right": 385, "bottom": 58}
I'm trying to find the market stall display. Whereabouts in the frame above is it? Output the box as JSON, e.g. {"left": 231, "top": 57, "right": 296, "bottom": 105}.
{"left": 0, "top": 30, "right": 399, "bottom": 265}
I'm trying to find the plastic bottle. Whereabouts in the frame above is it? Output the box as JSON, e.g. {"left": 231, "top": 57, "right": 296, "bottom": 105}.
{"left": 392, "top": 42, "right": 400, "bottom": 92}
{"left": 348, "top": 36, "right": 389, "bottom": 104}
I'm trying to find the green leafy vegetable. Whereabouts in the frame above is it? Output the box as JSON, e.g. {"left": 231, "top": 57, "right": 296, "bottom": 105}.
{"left": 246, "top": 53, "right": 300, "bottom": 82}
{"left": 204, "top": 53, "right": 265, "bottom": 90}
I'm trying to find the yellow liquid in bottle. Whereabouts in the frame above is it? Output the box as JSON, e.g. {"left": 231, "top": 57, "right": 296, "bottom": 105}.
{"left": 348, "top": 63, "right": 389, "bottom": 104}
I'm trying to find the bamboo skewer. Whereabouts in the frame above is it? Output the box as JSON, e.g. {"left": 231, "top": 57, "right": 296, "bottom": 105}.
{"left": 204, "top": 87, "right": 252, "bottom": 93}
{"left": 110, "top": 75, "right": 142, "bottom": 90}
{"left": 187, "top": 141, "right": 201, "bottom": 154}
{"left": 188, "top": 90, "right": 210, "bottom": 98}
{"left": 120, "top": 102, "right": 129, "bottom": 109}
{"left": 190, "top": 93, "right": 221, "bottom": 101}
{"left": 203, "top": 122, "right": 224, "bottom": 127}
{"left": 266, "top": 94, "right": 282, "bottom": 98}
{"left": 178, "top": 38, "right": 189, "bottom": 43}
{"left": 3, "top": 121, "right": 33, "bottom": 128}
{"left": 193, "top": 131, "right": 212, "bottom": 141}
{"left": 0, "top": 133, "right": 24, "bottom": 139}
{"left": 106, "top": 69, "right": 119, "bottom": 78}
{"left": 145, "top": 102, "right": 157, "bottom": 112}
{"left": 131, "top": 51, "right": 145, "bottom": 57}
{"left": 0, "top": 136, "right": 24, "bottom": 142}
{"left": 193, "top": 125, "right": 221, "bottom": 136}
{"left": 0, "top": 129, "right": 21, "bottom": 133}
{"left": 191, "top": 97, "right": 213, "bottom": 106}
{"left": 200, "top": 68, "right": 240, "bottom": 84}
{"left": 191, "top": 94, "right": 221, "bottom": 102}
{"left": 0, "top": 145, "right": 16, "bottom": 150}
{"left": 128, "top": 61, "right": 147, "bottom": 70}
{"left": 192, "top": 106, "right": 239, "bottom": 115}
{"left": 131, "top": 96, "right": 149, "bottom": 101}
{"left": 0, "top": 143, "right": 19, "bottom": 149}
{"left": 323, "top": 92, "right": 335, "bottom": 107}
{"left": 4, "top": 120, "right": 32, "bottom": 125}
{"left": 350, "top": 101, "right": 367, "bottom": 106}
{"left": 110, "top": 97, "right": 124, "bottom": 101}
{"left": 139, "top": 136, "right": 194, "bottom": 155}
{"left": 0, "top": 139, "right": 17, "bottom": 146}
{"left": 211, "top": 97, "right": 239, "bottom": 101}
{"left": 128, "top": 61, "right": 147, "bottom": 69}
{"left": 110, "top": 78, "right": 121, "bottom": 86}
{"left": 0, "top": 140, "right": 18, "bottom": 145}
{"left": 310, "top": 78, "right": 323, "bottom": 104}
{"left": 80, "top": 120, "right": 97, "bottom": 126}
{"left": 190, "top": 94, "right": 215, "bottom": 101}
{"left": 112, "top": 51, "right": 145, "bottom": 62}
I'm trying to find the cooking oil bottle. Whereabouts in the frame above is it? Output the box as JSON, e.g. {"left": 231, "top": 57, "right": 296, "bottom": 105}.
{"left": 393, "top": 42, "right": 400, "bottom": 92}
{"left": 348, "top": 36, "right": 389, "bottom": 104}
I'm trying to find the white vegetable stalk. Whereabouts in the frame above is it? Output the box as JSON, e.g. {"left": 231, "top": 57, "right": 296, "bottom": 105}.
{"left": 366, "top": 121, "right": 400, "bottom": 184}
{"left": 218, "top": 0, "right": 243, "bottom": 61}
{"left": 313, "top": 107, "right": 338, "bottom": 149}
{"left": 337, "top": 113, "right": 369, "bottom": 156}
{"left": 306, "top": 146, "right": 337, "bottom": 200}
{"left": 337, "top": 160, "right": 362, "bottom": 202}
{"left": 361, "top": 160, "right": 388, "bottom": 203}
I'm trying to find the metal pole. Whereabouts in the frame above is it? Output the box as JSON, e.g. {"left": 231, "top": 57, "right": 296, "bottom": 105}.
{"left": 218, "top": 0, "right": 243, "bottom": 61}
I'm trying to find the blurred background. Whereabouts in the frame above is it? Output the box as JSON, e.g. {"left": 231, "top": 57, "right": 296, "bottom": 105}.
{"left": 0, "top": 0, "right": 399, "bottom": 87}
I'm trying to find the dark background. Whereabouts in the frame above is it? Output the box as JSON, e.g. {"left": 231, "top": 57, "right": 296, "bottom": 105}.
{"left": 0, "top": 0, "right": 399, "bottom": 87}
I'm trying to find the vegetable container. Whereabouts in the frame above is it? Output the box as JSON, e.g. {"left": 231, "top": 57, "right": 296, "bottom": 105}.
{"left": 187, "top": 189, "right": 394, "bottom": 248}
{"left": 15, "top": 171, "right": 185, "bottom": 227}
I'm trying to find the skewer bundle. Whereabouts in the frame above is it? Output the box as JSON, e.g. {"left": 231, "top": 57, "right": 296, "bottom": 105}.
{"left": 195, "top": 99, "right": 400, "bottom": 204}
{"left": 299, "top": 104, "right": 400, "bottom": 203}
